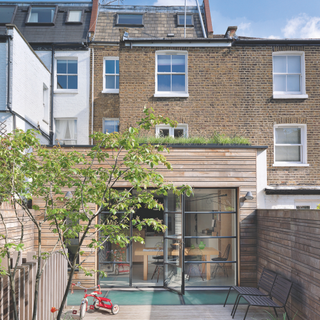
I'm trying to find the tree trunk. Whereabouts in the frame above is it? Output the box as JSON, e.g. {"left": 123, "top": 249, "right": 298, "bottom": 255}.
{"left": 9, "top": 272, "right": 18, "bottom": 320}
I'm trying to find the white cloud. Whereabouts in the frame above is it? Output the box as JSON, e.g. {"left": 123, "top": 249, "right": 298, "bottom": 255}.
{"left": 153, "top": 0, "right": 196, "bottom": 5}
{"left": 282, "top": 13, "right": 320, "bottom": 38}
{"left": 238, "top": 22, "right": 251, "bottom": 34}
{"left": 267, "top": 35, "right": 281, "bottom": 39}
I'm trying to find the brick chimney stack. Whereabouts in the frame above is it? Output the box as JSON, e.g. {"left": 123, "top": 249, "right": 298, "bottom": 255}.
{"left": 225, "top": 26, "right": 238, "bottom": 39}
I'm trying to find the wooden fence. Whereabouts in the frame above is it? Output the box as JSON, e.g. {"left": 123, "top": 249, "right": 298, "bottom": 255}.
{"left": 257, "top": 209, "right": 320, "bottom": 320}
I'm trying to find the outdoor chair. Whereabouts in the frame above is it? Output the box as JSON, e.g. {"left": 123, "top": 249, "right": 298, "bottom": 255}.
{"left": 224, "top": 268, "right": 277, "bottom": 317}
{"left": 232, "top": 275, "right": 293, "bottom": 320}
{"left": 211, "top": 243, "right": 230, "bottom": 278}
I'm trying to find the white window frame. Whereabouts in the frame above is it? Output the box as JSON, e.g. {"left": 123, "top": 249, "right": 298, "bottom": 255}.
{"left": 273, "top": 124, "right": 308, "bottom": 167}
{"left": 102, "top": 57, "right": 119, "bottom": 94}
{"left": 154, "top": 50, "right": 189, "bottom": 98}
{"left": 103, "top": 118, "right": 119, "bottom": 134}
{"left": 155, "top": 124, "right": 188, "bottom": 138}
{"left": 54, "top": 57, "right": 78, "bottom": 93}
{"left": 54, "top": 118, "right": 77, "bottom": 145}
{"left": 272, "top": 51, "right": 308, "bottom": 99}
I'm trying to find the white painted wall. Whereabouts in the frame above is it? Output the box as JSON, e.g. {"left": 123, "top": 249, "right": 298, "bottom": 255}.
{"left": 8, "top": 27, "right": 51, "bottom": 141}
{"left": 256, "top": 149, "right": 267, "bottom": 209}
{"left": 264, "top": 194, "right": 320, "bottom": 209}
{"left": 53, "top": 50, "right": 90, "bottom": 145}
{"left": 0, "top": 42, "right": 7, "bottom": 110}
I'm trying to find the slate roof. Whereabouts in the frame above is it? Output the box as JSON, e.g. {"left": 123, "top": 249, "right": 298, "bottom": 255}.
{"left": 94, "top": 5, "right": 207, "bottom": 42}
{"left": 0, "top": 2, "right": 92, "bottom": 44}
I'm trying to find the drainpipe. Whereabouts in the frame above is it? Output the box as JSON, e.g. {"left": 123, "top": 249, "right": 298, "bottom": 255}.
{"left": 50, "top": 44, "right": 55, "bottom": 145}
{"left": 184, "top": 0, "right": 187, "bottom": 38}
{"left": 6, "top": 35, "right": 15, "bottom": 129}
{"left": 91, "top": 47, "right": 94, "bottom": 145}
{"left": 195, "top": 0, "right": 207, "bottom": 38}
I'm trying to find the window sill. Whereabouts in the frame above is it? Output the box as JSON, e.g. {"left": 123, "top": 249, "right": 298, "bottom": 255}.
{"left": 154, "top": 93, "right": 189, "bottom": 98}
{"left": 273, "top": 163, "right": 309, "bottom": 167}
{"left": 102, "top": 90, "right": 119, "bottom": 94}
{"left": 273, "top": 94, "right": 308, "bottom": 99}
{"left": 54, "top": 89, "right": 78, "bottom": 94}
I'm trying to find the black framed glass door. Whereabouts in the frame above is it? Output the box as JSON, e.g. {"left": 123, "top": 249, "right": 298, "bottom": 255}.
{"left": 163, "top": 192, "right": 185, "bottom": 294}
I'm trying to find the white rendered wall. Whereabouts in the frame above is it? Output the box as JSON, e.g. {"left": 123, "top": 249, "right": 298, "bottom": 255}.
{"left": 0, "top": 42, "right": 7, "bottom": 110}
{"left": 256, "top": 149, "right": 267, "bottom": 209}
{"left": 264, "top": 194, "right": 320, "bottom": 209}
{"left": 53, "top": 50, "right": 90, "bottom": 145}
{"left": 9, "top": 27, "right": 51, "bottom": 140}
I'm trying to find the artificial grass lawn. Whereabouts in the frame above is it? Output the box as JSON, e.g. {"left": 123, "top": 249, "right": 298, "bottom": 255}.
{"left": 67, "top": 290, "right": 247, "bottom": 306}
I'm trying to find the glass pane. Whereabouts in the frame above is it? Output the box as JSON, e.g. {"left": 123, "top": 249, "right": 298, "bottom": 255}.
{"left": 174, "top": 129, "right": 184, "bottom": 138}
{"left": 178, "top": 15, "right": 192, "bottom": 25}
{"left": 167, "top": 213, "right": 182, "bottom": 237}
{"left": 57, "top": 75, "right": 67, "bottom": 89}
{"left": 274, "top": 75, "right": 286, "bottom": 91}
{"left": 68, "top": 76, "right": 77, "bottom": 89}
{"left": 57, "top": 60, "right": 67, "bottom": 74}
{"left": 105, "top": 60, "right": 115, "bottom": 74}
{"left": 165, "top": 238, "right": 182, "bottom": 264}
{"left": 158, "top": 55, "right": 171, "bottom": 72}
{"left": 28, "top": 7, "right": 55, "bottom": 23}
{"left": 185, "top": 189, "right": 236, "bottom": 212}
{"left": 273, "top": 56, "right": 286, "bottom": 73}
{"left": 159, "top": 128, "right": 169, "bottom": 137}
{"left": 275, "top": 146, "right": 301, "bottom": 161}
{"left": 104, "top": 120, "right": 119, "bottom": 133}
{"left": 287, "top": 75, "right": 300, "bottom": 91}
{"left": 288, "top": 56, "right": 301, "bottom": 73}
{"left": 0, "top": 7, "right": 15, "bottom": 23}
{"left": 67, "top": 60, "right": 77, "bottom": 74}
{"left": 275, "top": 128, "right": 301, "bottom": 144}
{"left": 105, "top": 75, "right": 115, "bottom": 89}
{"left": 185, "top": 238, "right": 236, "bottom": 287}
{"left": 185, "top": 213, "right": 236, "bottom": 237}
{"left": 172, "top": 75, "right": 185, "bottom": 92}
{"left": 172, "top": 55, "right": 185, "bottom": 73}
{"left": 68, "top": 10, "right": 82, "bottom": 22}
{"left": 166, "top": 192, "right": 182, "bottom": 212}
{"left": 116, "top": 60, "right": 119, "bottom": 74}
{"left": 118, "top": 14, "right": 143, "bottom": 25}
{"left": 98, "top": 242, "right": 129, "bottom": 287}
{"left": 164, "top": 263, "right": 182, "bottom": 290}
{"left": 158, "top": 74, "right": 171, "bottom": 91}
{"left": 116, "top": 75, "right": 119, "bottom": 89}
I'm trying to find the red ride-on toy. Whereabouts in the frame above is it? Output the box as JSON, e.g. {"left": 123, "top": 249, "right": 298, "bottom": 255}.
{"left": 71, "top": 282, "right": 119, "bottom": 319}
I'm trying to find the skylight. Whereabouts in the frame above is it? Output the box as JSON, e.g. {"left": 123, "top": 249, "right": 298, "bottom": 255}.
{"left": 67, "top": 10, "right": 82, "bottom": 23}
{"left": 177, "top": 14, "right": 193, "bottom": 26}
{"left": 0, "top": 6, "right": 16, "bottom": 24}
{"left": 27, "top": 7, "right": 56, "bottom": 24}
{"left": 117, "top": 14, "right": 143, "bottom": 26}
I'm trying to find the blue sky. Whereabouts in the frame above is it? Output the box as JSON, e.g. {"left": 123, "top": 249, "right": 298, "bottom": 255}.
{"left": 6, "top": 0, "right": 320, "bottom": 38}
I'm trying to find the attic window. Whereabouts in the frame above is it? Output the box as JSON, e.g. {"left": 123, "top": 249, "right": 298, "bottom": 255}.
{"left": 0, "top": 6, "right": 17, "bottom": 24}
{"left": 26, "top": 6, "right": 56, "bottom": 25}
{"left": 117, "top": 13, "right": 143, "bottom": 26}
{"left": 177, "top": 14, "right": 193, "bottom": 26}
{"left": 66, "top": 10, "right": 83, "bottom": 24}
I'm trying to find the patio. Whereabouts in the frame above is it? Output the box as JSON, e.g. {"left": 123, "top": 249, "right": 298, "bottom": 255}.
{"left": 66, "top": 304, "right": 286, "bottom": 319}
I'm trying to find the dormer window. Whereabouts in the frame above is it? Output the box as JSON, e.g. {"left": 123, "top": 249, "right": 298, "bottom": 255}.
{"left": 26, "top": 6, "right": 56, "bottom": 25}
{"left": 117, "top": 13, "right": 143, "bottom": 26}
{"left": 177, "top": 14, "right": 193, "bottom": 26}
{"left": 0, "top": 6, "right": 17, "bottom": 25}
{"left": 66, "top": 10, "right": 83, "bottom": 24}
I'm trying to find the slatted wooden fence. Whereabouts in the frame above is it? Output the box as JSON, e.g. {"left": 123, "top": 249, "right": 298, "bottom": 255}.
{"left": 257, "top": 209, "right": 320, "bottom": 320}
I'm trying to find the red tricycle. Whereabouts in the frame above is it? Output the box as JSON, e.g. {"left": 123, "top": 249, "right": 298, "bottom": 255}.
{"left": 71, "top": 282, "right": 119, "bottom": 319}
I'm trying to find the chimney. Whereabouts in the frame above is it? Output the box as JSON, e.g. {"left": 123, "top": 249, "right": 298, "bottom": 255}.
{"left": 225, "top": 26, "right": 238, "bottom": 39}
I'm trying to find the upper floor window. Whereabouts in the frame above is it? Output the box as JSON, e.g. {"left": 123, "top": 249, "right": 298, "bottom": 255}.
{"left": 55, "top": 119, "right": 77, "bottom": 145}
{"left": 103, "top": 119, "right": 119, "bottom": 134}
{"left": 117, "top": 13, "right": 143, "bottom": 26}
{"left": 156, "top": 124, "right": 188, "bottom": 138}
{"left": 66, "top": 10, "right": 83, "bottom": 24}
{"left": 0, "top": 6, "right": 17, "bottom": 24}
{"left": 103, "top": 57, "right": 119, "bottom": 93}
{"left": 155, "top": 51, "right": 188, "bottom": 98}
{"left": 27, "top": 7, "right": 56, "bottom": 25}
{"left": 177, "top": 14, "right": 193, "bottom": 26}
{"left": 56, "top": 59, "right": 78, "bottom": 91}
{"left": 273, "top": 124, "right": 308, "bottom": 166}
{"left": 273, "top": 52, "right": 308, "bottom": 99}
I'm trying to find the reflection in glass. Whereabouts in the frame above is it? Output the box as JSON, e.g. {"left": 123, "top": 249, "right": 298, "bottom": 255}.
{"left": 118, "top": 14, "right": 143, "bottom": 25}
{"left": 275, "top": 146, "right": 300, "bottom": 161}
{"left": 0, "top": 7, "right": 16, "bottom": 24}
{"left": 185, "top": 189, "right": 236, "bottom": 212}
{"left": 28, "top": 7, "right": 55, "bottom": 23}
{"left": 275, "top": 128, "right": 301, "bottom": 144}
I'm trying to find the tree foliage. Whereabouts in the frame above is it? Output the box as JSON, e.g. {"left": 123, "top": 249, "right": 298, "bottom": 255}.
{"left": 0, "top": 107, "right": 192, "bottom": 320}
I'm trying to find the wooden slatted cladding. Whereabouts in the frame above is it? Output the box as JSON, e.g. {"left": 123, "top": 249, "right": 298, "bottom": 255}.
{"left": 33, "top": 146, "right": 259, "bottom": 287}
